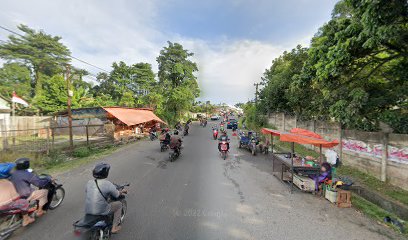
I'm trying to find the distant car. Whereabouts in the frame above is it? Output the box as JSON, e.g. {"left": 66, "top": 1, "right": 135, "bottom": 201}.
{"left": 227, "top": 119, "right": 238, "bottom": 129}
{"left": 210, "top": 115, "right": 220, "bottom": 121}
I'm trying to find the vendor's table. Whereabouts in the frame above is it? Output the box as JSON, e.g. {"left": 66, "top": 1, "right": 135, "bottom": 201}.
{"left": 272, "top": 153, "right": 320, "bottom": 193}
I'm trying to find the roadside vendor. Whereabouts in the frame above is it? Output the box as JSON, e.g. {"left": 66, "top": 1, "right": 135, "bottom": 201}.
{"left": 311, "top": 162, "right": 332, "bottom": 192}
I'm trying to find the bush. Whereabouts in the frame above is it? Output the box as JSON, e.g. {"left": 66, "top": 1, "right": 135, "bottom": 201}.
{"left": 73, "top": 147, "right": 91, "bottom": 158}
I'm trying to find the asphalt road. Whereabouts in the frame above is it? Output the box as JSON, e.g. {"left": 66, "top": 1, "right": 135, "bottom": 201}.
{"left": 11, "top": 124, "right": 404, "bottom": 240}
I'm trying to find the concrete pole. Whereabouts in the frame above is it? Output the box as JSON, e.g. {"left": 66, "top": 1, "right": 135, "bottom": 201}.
{"left": 338, "top": 123, "right": 343, "bottom": 163}
{"left": 381, "top": 132, "right": 389, "bottom": 182}
{"left": 282, "top": 113, "right": 285, "bottom": 131}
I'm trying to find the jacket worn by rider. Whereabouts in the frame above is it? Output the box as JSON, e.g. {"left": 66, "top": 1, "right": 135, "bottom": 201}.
{"left": 10, "top": 170, "right": 50, "bottom": 198}
{"left": 85, "top": 179, "right": 120, "bottom": 215}
{"left": 218, "top": 135, "right": 229, "bottom": 141}
{"left": 169, "top": 136, "right": 182, "bottom": 149}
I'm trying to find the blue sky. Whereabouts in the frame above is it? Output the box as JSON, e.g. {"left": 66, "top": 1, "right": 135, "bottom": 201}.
{"left": 0, "top": 0, "right": 338, "bottom": 104}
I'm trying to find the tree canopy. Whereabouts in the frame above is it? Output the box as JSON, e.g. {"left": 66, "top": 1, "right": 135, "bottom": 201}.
{"left": 257, "top": 0, "right": 408, "bottom": 133}
{"left": 0, "top": 26, "right": 201, "bottom": 123}
{"left": 156, "top": 41, "right": 200, "bottom": 123}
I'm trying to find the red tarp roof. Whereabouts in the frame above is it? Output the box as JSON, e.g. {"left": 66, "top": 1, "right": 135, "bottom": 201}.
{"left": 261, "top": 128, "right": 281, "bottom": 136}
{"left": 103, "top": 107, "right": 166, "bottom": 126}
{"left": 261, "top": 127, "right": 338, "bottom": 148}
{"left": 280, "top": 133, "right": 339, "bottom": 148}
{"left": 290, "top": 128, "right": 323, "bottom": 139}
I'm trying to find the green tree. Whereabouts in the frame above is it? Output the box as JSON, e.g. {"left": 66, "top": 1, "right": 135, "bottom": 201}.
{"left": 156, "top": 41, "right": 200, "bottom": 123}
{"left": 93, "top": 61, "right": 156, "bottom": 106}
{"left": 0, "top": 24, "right": 71, "bottom": 97}
{"left": 0, "top": 62, "right": 31, "bottom": 99}
{"left": 303, "top": 0, "right": 408, "bottom": 131}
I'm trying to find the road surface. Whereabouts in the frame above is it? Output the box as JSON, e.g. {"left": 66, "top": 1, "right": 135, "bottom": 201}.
{"left": 11, "top": 124, "right": 403, "bottom": 240}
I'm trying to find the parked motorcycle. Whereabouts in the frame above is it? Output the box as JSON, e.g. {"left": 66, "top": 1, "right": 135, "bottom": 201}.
{"left": 183, "top": 129, "right": 189, "bottom": 136}
{"left": 0, "top": 174, "right": 65, "bottom": 240}
{"left": 219, "top": 141, "right": 229, "bottom": 160}
{"left": 249, "top": 138, "right": 257, "bottom": 156}
{"left": 73, "top": 183, "right": 129, "bottom": 240}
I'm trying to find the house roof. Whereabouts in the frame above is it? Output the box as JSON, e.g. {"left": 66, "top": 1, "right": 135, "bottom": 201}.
{"left": 103, "top": 107, "right": 166, "bottom": 126}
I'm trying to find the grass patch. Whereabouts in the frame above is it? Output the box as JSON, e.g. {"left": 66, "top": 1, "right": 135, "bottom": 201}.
{"left": 337, "top": 165, "right": 408, "bottom": 206}
{"left": 0, "top": 143, "right": 125, "bottom": 176}
{"left": 352, "top": 194, "right": 407, "bottom": 237}
{"left": 42, "top": 144, "right": 120, "bottom": 175}
{"left": 73, "top": 147, "right": 91, "bottom": 158}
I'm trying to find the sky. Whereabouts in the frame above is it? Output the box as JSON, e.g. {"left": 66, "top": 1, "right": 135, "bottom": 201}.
{"left": 0, "top": 0, "right": 338, "bottom": 104}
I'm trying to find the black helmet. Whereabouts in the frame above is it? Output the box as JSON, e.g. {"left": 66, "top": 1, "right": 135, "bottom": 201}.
{"left": 93, "top": 163, "right": 110, "bottom": 179}
{"left": 174, "top": 130, "right": 179, "bottom": 135}
{"left": 15, "top": 158, "right": 30, "bottom": 170}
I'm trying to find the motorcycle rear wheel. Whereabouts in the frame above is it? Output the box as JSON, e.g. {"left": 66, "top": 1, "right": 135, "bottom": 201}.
{"left": 49, "top": 187, "right": 65, "bottom": 210}
{"left": 91, "top": 228, "right": 110, "bottom": 240}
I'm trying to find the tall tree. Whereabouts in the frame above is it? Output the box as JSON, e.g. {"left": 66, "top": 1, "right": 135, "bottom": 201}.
{"left": 156, "top": 41, "right": 200, "bottom": 122}
{"left": 0, "top": 24, "right": 71, "bottom": 97}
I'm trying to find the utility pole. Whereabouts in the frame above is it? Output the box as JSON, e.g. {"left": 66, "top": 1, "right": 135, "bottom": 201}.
{"left": 254, "top": 82, "right": 259, "bottom": 104}
{"left": 66, "top": 64, "right": 74, "bottom": 150}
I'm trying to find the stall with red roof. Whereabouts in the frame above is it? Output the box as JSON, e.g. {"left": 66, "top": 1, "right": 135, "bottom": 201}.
{"left": 261, "top": 128, "right": 339, "bottom": 193}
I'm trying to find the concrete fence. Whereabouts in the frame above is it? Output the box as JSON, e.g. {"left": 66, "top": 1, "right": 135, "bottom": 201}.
{"left": 267, "top": 113, "right": 408, "bottom": 190}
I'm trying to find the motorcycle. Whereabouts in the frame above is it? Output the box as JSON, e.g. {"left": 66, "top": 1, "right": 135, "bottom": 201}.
{"left": 219, "top": 141, "right": 229, "bottom": 160}
{"left": 169, "top": 147, "right": 181, "bottom": 162}
{"left": 160, "top": 141, "right": 169, "bottom": 152}
{"left": 183, "top": 129, "right": 189, "bottom": 136}
{"left": 0, "top": 174, "right": 65, "bottom": 240}
{"left": 213, "top": 129, "right": 218, "bottom": 140}
{"left": 150, "top": 131, "right": 157, "bottom": 141}
{"left": 73, "top": 183, "right": 129, "bottom": 240}
{"left": 249, "top": 138, "right": 257, "bottom": 156}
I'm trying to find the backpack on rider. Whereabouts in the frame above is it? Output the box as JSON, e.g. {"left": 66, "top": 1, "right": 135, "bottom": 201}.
{"left": 0, "top": 163, "right": 16, "bottom": 179}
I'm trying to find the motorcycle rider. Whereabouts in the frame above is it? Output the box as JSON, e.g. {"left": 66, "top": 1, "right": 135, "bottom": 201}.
{"left": 159, "top": 128, "right": 171, "bottom": 145}
{"left": 183, "top": 122, "right": 190, "bottom": 135}
{"left": 169, "top": 130, "right": 183, "bottom": 155}
{"left": 218, "top": 131, "right": 230, "bottom": 152}
{"left": 175, "top": 122, "right": 182, "bottom": 131}
{"left": 9, "top": 158, "right": 51, "bottom": 226}
{"left": 85, "top": 163, "right": 127, "bottom": 234}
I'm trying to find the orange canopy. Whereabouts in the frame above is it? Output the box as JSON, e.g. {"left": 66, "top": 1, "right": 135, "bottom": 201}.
{"left": 103, "top": 107, "right": 166, "bottom": 126}
{"left": 290, "top": 128, "right": 322, "bottom": 139}
{"left": 280, "top": 133, "right": 339, "bottom": 148}
{"left": 261, "top": 128, "right": 281, "bottom": 136}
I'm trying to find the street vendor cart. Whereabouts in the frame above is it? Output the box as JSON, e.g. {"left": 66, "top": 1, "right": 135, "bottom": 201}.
{"left": 261, "top": 128, "right": 339, "bottom": 193}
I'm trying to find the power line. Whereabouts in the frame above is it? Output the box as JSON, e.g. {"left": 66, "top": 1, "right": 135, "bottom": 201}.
{"left": 0, "top": 25, "right": 110, "bottom": 73}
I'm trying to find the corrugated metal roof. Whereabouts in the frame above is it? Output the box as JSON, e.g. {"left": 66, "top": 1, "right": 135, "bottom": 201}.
{"left": 103, "top": 107, "right": 166, "bottom": 126}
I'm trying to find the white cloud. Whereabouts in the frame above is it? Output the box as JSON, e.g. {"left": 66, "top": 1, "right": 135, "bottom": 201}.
{"left": 177, "top": 39, "right": 284, "bottom": 104}
{"left": 0, "top": 0, "right": 311, "bottom": 104}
